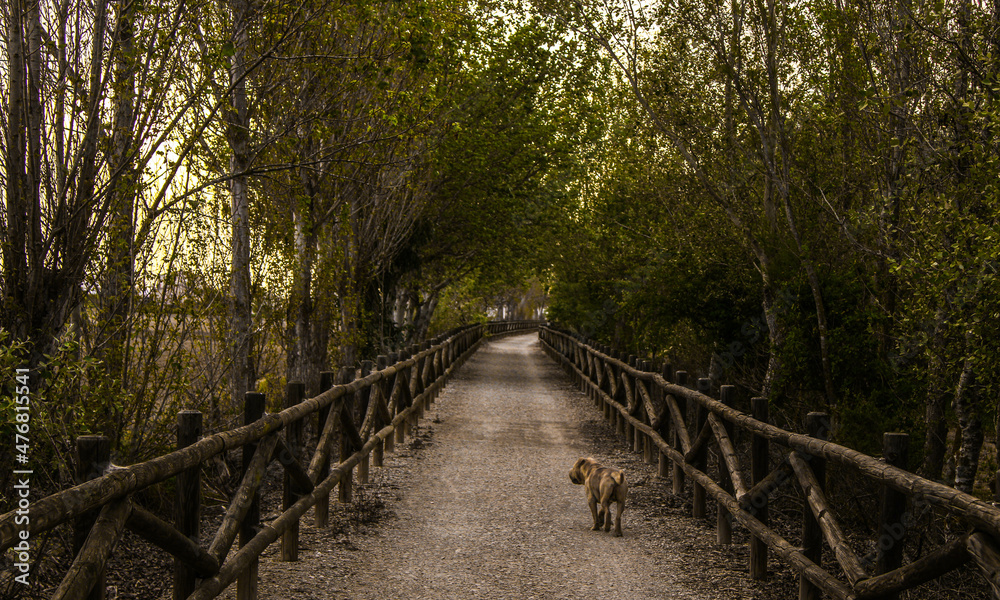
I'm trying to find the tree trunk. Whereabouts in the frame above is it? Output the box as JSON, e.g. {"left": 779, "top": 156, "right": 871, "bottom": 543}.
{"left": 4, "top": 0, "right": 29, "bottom": 340}
{"left": 948, "top": 0, "right": 981, "bottom": 495}
{"left": 920, "top": 311, "right": 949, "bottom": 480}
{"left": 761, "top": 284, "right": 787, "bottom": 400}
{"left": 392, "top": 286, "right": 409, "bottom": 339}
{"left": 953, "top": 357, "right": 984, "bottom": 494}
{"left": 922, "top": 386, "right": 949, "bottom": 481}
{"left": 99, "top": 0, "right": 138, "bottom": 390}
{"left": 3, "top": 0, "right": 48, "bottom": 345}
{"left": 338, "top": 280, "right": 359, "bottom": 368}
{"left": 5, "top": 0, "right": 103, "bottom": 359}
{"left": 308, "top": 303, "right": 331, "bottom": 388}
{"left": 288, "top": 193, "right": 320, "bottom": 395}
{"left": 412, "top": 292, "right": 440, "bottom": 343}
{"left": 25, "top": 0, "right": 43, "bottom": 334}
{"left": 91, "top": 0, "right": 139, "bottom": 450}
{"left": 227, "top": 0, "right": 254, "bottom": 418}
{"left": 763, "top": 0, "right": 837, "bottom": 410}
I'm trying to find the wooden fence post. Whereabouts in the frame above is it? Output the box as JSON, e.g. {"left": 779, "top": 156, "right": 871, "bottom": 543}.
{"left": 994, "top": 469, "right": 1000, "bottom": 600}
{"left": 238, "top": 392, "right": 265, "bottom": 600}
{"left": 315, "top": 371, "right": 336, "bottom": 528}
{"left": 717, "top": 386, "right": 736, "bottom": 545}
{"left": 601, "top": 350, "right": 612, "bottom": 418}
{"left": 586, "top": 343, "right": 594, "bottom": 402}
{"left": 800, "top": 412, "right": 829, "bottom": 600}
{"left": 614, "top": 355, "right": 626, "bottom": 438}
{"left": 445, "top": 336, "right": 455, "bottom": 378}
{"left": 281, "top": 383, "right": 304, "bottom": 562}
{"left": 633, "top": 361, "right": 645, "bottom": 456}
{"left": 426, "top": 342, "right": 439, "bottom": 413}
{"left": 374, "top": 355, "right": 390, "bottom": 468}
{"left": 996, "top": 464, "right": 1000, "bottom": 507}
{"left": 419, "top": 340, "right": 432, "bottom": 417}
{"left": 588, "top": 344, "right": 596, "bottom": 406}
{"left": 406, "top": 345, "right": 423, "bottom": 439}
{"left": 357, "top": 361, "right": 373, "bottom": 485}
{"left": 432, "top": 343, "right": 444, "bottom": 402}
{"left": 625, "top": 357, "right": 637, "bottom": 451}
{"left": 174, "top": 411, "right": 202, "bottom": 599}
{"left": 750, "top": 396, "right": 769, "bottom": 581}
{"left": 876, "top": 432, "right": 910, "bottom": 600}
{"left": 426, "top": 343, "right": 438, "bottom": 405}
{"left": 393, "top": 349, "right": 408, "bottom": 446}
{"left": 75, "top": 435, "right": 110, "bottom": 600}
{"left": 389, "top": 350, "right": 406, "bottom": 452}
{"left": 642, "top": 361, "right": 656, "bottom": 465}
{"left": 339, "top": 366, "right": 355, "bottom": 504}
{"left": 692, "top": 378, "right": 711, "bottom": 519}
{"left": 658, "top": 365, "right": 673, "bottom": 479}
{"left": 672, "top": 371, "right": 688, "bottom": 496}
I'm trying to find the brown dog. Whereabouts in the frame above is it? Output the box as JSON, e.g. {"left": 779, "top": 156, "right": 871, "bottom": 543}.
{"left": 569, "top": 457, "right": 628, "bottom": 537}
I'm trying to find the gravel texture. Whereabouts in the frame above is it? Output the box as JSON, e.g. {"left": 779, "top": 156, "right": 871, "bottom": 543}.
{"left": 215, "top": 333, "right": 775, "bottom": 600}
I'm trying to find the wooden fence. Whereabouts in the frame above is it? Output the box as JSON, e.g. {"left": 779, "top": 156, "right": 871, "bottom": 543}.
{"left": 0, "top": 320, "right": 541, "bottom": 600}
{"left": 540, "top": 325, "right": 1000, "bottom": 600}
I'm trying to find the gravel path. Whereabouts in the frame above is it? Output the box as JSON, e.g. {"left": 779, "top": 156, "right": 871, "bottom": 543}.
{"left": 226, "top": 334, "right": 770, "bottom": 600}
{"left": 339, "top": 333, "right": 700, "bottom": 600}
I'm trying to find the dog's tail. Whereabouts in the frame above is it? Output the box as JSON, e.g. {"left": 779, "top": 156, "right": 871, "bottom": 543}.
{"left": 611, "top": 471, "right": 625, "bottom": 486}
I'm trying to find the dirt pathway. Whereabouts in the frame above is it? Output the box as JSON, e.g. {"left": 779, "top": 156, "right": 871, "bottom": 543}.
{"left": 229, "top": 334, "right": 766, "bottom": 600}
{"left": 339, "top": 333, "right": 699, "bottom": 600}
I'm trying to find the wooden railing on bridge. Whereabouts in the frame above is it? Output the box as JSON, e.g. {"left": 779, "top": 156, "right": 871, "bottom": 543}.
{"left": 0, "top": 320, "right": 541, "bottom": 600}
{"left": 540, "top": 325, "right": 1000, "bottom": 600}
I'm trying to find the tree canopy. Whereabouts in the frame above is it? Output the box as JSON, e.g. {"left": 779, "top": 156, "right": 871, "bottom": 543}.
{"left": 0, "top": 0, "right": 592, "bottom": 480}
{"left": 3, "top": 0, "right": 1000, "bottom": 502}
{"left": 534, "top": 0, "right": 1000, "bottom": 494}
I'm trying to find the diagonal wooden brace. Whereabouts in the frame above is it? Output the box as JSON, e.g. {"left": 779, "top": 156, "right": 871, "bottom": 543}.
{"left": 53, "top": 498, "right": 132, "bottom": 600}
{"left": 126, "top": 503, "right": 220, "bottom": 578}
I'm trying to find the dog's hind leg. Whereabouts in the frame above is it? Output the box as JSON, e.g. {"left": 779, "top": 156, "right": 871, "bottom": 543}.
{"left": 588, "top": 495, "right": 602, "bottom": 530}
{"left": 599, "top": 491, "right": 614, "bottom": 533}
{"left": 611, "top": 475, "right": 627, "bottom": 536}
{"left": 613, "top": 499, "right": 624, "bottom": 537}
{"left": 600, "top": 501, "right": 612, "bottom": 532}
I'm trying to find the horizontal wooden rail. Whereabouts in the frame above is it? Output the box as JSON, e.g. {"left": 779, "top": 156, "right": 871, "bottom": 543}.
{"left": 540, "top": 325, "right": 1000, "bottom": 600}
{"left": 3, "top": 319, "right": 541, "bottom": 600}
